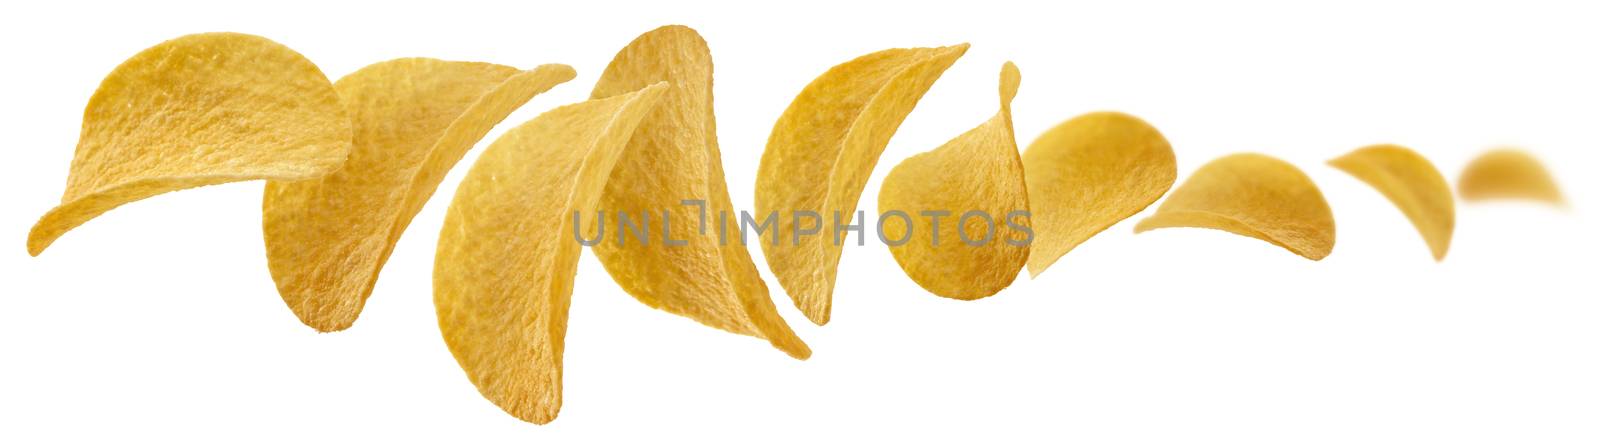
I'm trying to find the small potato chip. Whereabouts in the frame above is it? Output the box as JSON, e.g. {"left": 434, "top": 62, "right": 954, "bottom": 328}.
{"left": 1135, "top": 153, "right": 1335, "bottom": 260}
{"left": 877, "top": 62, "right": 1029, "bottom": 300}
{"left": 27, "top": 32, "right": 351, "bottom": 256}
{"left": 1328, "top": 144, "right": 1455, "bottom": 261}
{"left": 756, "top": 43, "right": 969, "bottom": 324}
{"left": 588, "top": 26, "right": 808, "bottom": 358}
{"left": 1021, "top": 112, "right": 1176, "bottom": 277}
{"left": 434, "top": 83, "right": 667, "bottom": 424}
{"left": 1458, "top": 148, "right": 1565, "bottom": 205}
{"left": 263, "top": 59, "right": 574, "bottom": 332}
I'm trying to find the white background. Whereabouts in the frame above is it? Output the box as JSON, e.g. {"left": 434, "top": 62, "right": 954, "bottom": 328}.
{"left": 2, "top": 0, "right": 1596, "bottom": 445}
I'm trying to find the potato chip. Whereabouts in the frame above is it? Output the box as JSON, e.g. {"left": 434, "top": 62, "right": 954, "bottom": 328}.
{"left": 1135, "top": 153, "right": 1335, "bottom": 260}
{"left": 1021, "top": 112, "right": 1176, "bottom": 277}
{"left": 434, "top": 83, "right": 667, "bottom": 424}
{"left": 27, "top": 32, "right": 350, "bottom": 256}
{"left": 587, "top": 26, "right": 808, "bottom": 358}
{"left": 262, "top": 60, "right": 574, "bottom": 332}
{"left": 1328, "top": 144, "right": 1454, "bottom": 261}
{"left": 877, "top": 62, "right": 1029, "bottom": 299}
{"left": 1458, "top": 148, "right": 1565, "bottom": 205}
{"left": 756, "top": 43, "right": 968, "bottom": 324}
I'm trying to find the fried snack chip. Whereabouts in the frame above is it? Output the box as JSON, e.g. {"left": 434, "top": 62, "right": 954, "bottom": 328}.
{"left": 1021, "top": 112, "right": 1176, "bottom": 277}
{"left": 588, "top": 26, "right": 808, "bottom": 358}
{"left": 1329, "top": 144, "right": 1454, "bottom": 260}
{"left": 27, "top": 32, "right": 351, "bottom": 256}
{"left": 877, "top": 62, "right": 1029, "bottom": 299}
{"left": 434, "top": 83, "right": 667, "bottom": 424}
{"left": 1135, "top": 153, "right": 1335, "bottom": 260}
{"left": 1457, "top": 148, "right": 1565, "bottom": 205}
{"left": 756, "top": 43, "right": 968, "bottom": 324}
{"left": 263, "top": 60, "right": 574, "bottom": 332}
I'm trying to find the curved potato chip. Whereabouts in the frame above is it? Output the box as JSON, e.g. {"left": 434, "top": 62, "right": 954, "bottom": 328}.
{"left": 1021, "top": 112, "right": 1176, "bottom": 277}
{"left": 263, "top": 60, "right": 574, "bottom": 332}
{"left": 588, "top": 26, "right": 808, "bottom": 358}
{"left": 1135, "top": 153, "right": 1335, "bottom": 260}
{"left": 27, "top": 32, "right": 350, "bottom": 256}
{"left": 1328, "top": 144, "right": 1454, "bottom": 261}
{"left": 756, "top": 43, "right": 968, "bottom": 324}
{"left": 877, "top": 62, "right": 1028, "bottom": 300}
{"left": 434, "top": 83, "right": 667, "bottom": 424}
{"left": 1458, "top": 148, "right": 1565, "bottom": 205}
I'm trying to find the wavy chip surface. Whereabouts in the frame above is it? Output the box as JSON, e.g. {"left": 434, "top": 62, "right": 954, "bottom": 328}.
{"left": 1458, "top": 148, "right": 1565, "bottom": 205}
{"left": 1135, "top": 153, "right": 1335, "bottom": 260}
{"left": 877, "top": 62, "right": 1028, "bottom": 299}
{"left": 28, "top": 32, "right": 351, "bottom": 256}
{"left": 1329, "top": 144, "right": 1454, "bottom": 260}
{"left": 588, "top": 26, "right": 808, "bottom": 358}
{"left": 756, "top": 43, "right": 968, "bottom": 324}
{"left": 1021, "top": 112, "right": 1176, "bottom": 277}
{"left": 263, "top": 59, "right": 574, "bottom": 332}
{"left": 434, "top": 83, "right": 667, "bottom": 424}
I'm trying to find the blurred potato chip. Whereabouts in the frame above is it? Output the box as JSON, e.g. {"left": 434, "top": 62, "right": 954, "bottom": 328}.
{"left": 1021, "top": 112, "right": 1176, "bottom": 277}
{"left": 1329, "top": 144, "right": 1454, "bottom": 261}
{"left": 1135, "top": 153, "right": 1335, "bottom": 260}
{"left": 588, "top": 26, "right": 808, "bottom": 358}
{"left": 434, "top": 83, "right": 667, "bottom": 425}
{"left": 877, "top": 62, "right": 1029, "bottom": 300}
{"left": 263, "top": 59, "right": 574, "bottom": 332}
{"left": 1458, "top": 148, "right": 1565, "bottom": 205}
{"left": 27, "top": 32, "right": 351, "bottom": 256}
{"left": 756, "top": 43, "right": 968, "bottom": 324}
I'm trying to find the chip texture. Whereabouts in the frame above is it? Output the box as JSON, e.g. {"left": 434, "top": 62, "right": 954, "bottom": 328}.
{"left": 588, "top": 26, "right": 808, "bottom": 358}
{"left": 28, "top": 32, "right": 351, "bottom": 256}
{"left": 1328, "top": 144, "right": 1454, "bottom": 260}
{"left": 1457, "top": 148, "right": 1565, "bottom": 205}
{"left": 263, "top": 59, "right": 574, "bottom": 332}
{"left": 756, "top": 43, "right": 968, "bottom": 324}
{"left": 877, "top": 62, "right": 1029, "bottom": 299}
{"left": 1135, "top": 153, "right": 1335, "bottom": 260}
{"left": 1021, "top": 112, "right": 1176, "bottom": 276}
{"left": 434, "top": 83, "right": 667, "bottom": 424}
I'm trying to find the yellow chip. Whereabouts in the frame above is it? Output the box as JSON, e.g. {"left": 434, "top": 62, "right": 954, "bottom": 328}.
{"left": 1328, "top": 144, "right": 1455, "bottom": 261}
{"left": 27, "top": 33, "right": 351, "bottom": 256}
{"left": 434, "top": 83, "right": 667, "bottom": 424}
{"left": 1135, "top": 153, "right": 1335, "bottom": 260}
{"left": 877, "top": 62, "right": 1029, "bottom": 299}
{"left": 587, "top": 26, "right": 808, "bottom": 358}
{"left": 262, "top": 59, "right": 574, "bottom": 332}
{"left": 1458, "top": 148, "right": 1565, "bottom": 205}
{"left": 756, "top": 43, "right": 968, "bottom": 324}
{"left": 1021, "top": 112, "right": 1176, "bottom": 277}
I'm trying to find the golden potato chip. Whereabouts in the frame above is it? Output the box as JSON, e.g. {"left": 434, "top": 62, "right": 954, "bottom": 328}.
{"left": 434, "top": 83, "right": 667, "bottom": 424}
{"left": 587, "top": 26, "right": 808, "bottom": 358}
{"left": 1328, "top": 144, "right": 1454, "bottom": 261}
{"left": 1021, "top": 112, "right": 1176, "bottom": 277}
{"left": 27, "top": 32, "right": 350, "bottom": 256}
{"left": 877, "top": 62, "right": 1029, "bottom": 299}
{"left": 263, "top": 60, "right": 574, "bottom": 332}
{"left": 756, "top": 43, "right": 969, "bottom": 324}
{"left": 1135, "top": 153, "right": 1335, "bottom": 260}
{"left": 1458, "top": 148, "right": 1565, "bottom": 205}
